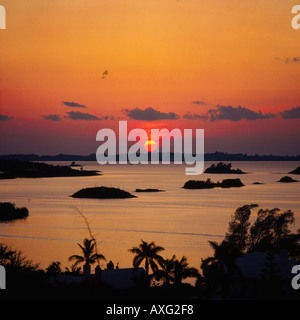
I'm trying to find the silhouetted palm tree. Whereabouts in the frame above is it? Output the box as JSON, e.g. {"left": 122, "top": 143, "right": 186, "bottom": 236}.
{"left": 128, "top": 239, "right": 165, "bottom": 274}
{"left": 65, "top": 263, "right": 82, "bottom": 275}
{"left": 173, "top": 256, "right": 199, "bottom": 285}
{"left": 69, "top": 238, "right": 105, "bottom": 268}
{"left": 202, "top": 241, "right": 228, "bottom": 267}
{"left": 153, "top": 255, "right": 176, "bottom": 285}
{"left": 200, "top": 240, "right": 228, "bottom": 291}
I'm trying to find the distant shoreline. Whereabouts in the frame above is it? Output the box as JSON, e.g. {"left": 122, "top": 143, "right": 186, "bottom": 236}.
{"left": 0, "top": 152, "right": 300, "bottom": 162}
{"left": 0, "top": 158, "right": 100, "bottom": 180}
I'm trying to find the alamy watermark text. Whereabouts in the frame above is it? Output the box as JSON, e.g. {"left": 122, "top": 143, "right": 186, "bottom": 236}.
{"left": 96, "top": 121, "right": 204, "bottom": 175}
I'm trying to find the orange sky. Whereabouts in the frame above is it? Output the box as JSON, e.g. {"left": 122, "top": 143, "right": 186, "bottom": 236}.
{"left": 0, "top": 0, "right": 299, "bottom": 155}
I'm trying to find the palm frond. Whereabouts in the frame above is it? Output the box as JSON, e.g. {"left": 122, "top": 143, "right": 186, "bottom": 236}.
{"left": 132, "top": 255, "right": 144, "bottom": 268}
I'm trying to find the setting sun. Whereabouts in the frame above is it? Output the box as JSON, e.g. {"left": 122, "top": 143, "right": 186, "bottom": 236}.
{"left": 143, "top": 140, "right": 157, "bottom": 152}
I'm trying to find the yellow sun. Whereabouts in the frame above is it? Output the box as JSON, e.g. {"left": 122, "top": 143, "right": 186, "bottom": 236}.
{"left": 143, "top": 140, "right": 157, "bottom": 152}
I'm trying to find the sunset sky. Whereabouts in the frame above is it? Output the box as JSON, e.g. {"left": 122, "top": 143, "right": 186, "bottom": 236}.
{"left": 0, "top": 0, "right": 299, "bottom": 155}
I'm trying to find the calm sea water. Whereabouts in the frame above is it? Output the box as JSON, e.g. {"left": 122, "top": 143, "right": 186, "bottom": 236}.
{"left": 0, "top": 161, "right": 299, "bottom": 273}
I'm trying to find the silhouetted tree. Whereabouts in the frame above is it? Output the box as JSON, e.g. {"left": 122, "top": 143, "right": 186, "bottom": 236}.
{"left": 46, "top": 261, "right": 62, "bottom": 275}
{"left": 153, "top": 255, "right": 176, "bottom": 285}
{"left": 260, "top": 251, "right": 285, "bottom": 299}
{"left": 128, "top": 239, "right": 165, "bottom": 274}
{"left": 65, "top": 263, "right": 81, "bottom": 275}
{"left": 173, "top": 256, "right": 199, "bottom": 285}
{"left": 0, "top": 243, "right": 39, "bottom": 272}
{"left": 106, "top": 260, "right": 115, "bottom": 269}
{"left": 69, "top": 238, "right": 106, "bottom": 268}
{"left": 153, "top": 255, "right": 199, "bottom": 286}
{"left": 248, "top": 208, "right": 300, "bottom": 259}
{"left": 260, "top": 252, "right": 280, "bottom": 281}
{"left": 0, "top": 243, "right": 15, "bottom": 265}
{"left": 201, "top": 204, "right": 300, "bottom": 298}
{"left": 224, "top": 204, "right": 257, "bottom": 255}
{"left": 203, "top": 204, "right": 300, "bottom": 263}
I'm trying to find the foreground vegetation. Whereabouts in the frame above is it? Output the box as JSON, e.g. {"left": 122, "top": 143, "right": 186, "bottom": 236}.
{"left": 0, "top": 204, "right": 299, "bottom": 300}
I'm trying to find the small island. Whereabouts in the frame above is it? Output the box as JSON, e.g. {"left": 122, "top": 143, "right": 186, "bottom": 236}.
{"left": 69, "top": 161, "right": 82, "bottom": 167}
{"left": 0, "top": 159, "right": 100, "bottom": 179}
{"left": 204, "top": 162, "right": 246, "bottom": 174}
{"left": 182, "top": 178, "right": 244, "bottom": 189}
{"left": 277, "top": 176, "right": 298, "bottom": 183}
{"left": 183, "top": 179, "right": 216, "bottom": 189}
{"left": 288, "top": 166, "right": 300, "bottom": 175}
{"left": 0, "top": 202, "right": 29, "bottom": 222}
{"left": 221, "top": 178, "right": 245, "bottom": 188}
{"left": 71, "top": 186, "right": 136, "bottom": 199}
{"left": 135, "top": 189, "right": 165, "bottom": 192}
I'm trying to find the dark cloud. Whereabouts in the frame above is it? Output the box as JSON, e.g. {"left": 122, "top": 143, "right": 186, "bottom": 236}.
{"left": 66, "top": 111, "right": 101, "bottom": 120}
{"left": 274, "top": 57, "right": 300, "bottom": 64}
{"left": 103, "top": 115, "right": 116, "bottom": 120}
{"left": 280, "top": 106, "right": 300, "bottom": 119}
{"left": 124, "top": 107, "right": 180, "bottom": 121}
{"left": 62, "top": 101, "right": 87, "bottom": 108}
{"left": 42, "top": 111, "right": 115, "bottom": 121}
{"left": 192, "top": 101, "right": 206, "bottom": 105}
{"left": 42, "top": 114, "right": 62, "bottom": 121}
{"left": 183, "top": 112, "right": 208, "bottom": 121}
{"left": 182, "top": 105, "right": 275, "bottom": 122}
{"left": 207, "top": 105, "right": 276, "bottom": 121}
{"left": 0, "top": 114, "right": 13, "bottom": 121}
